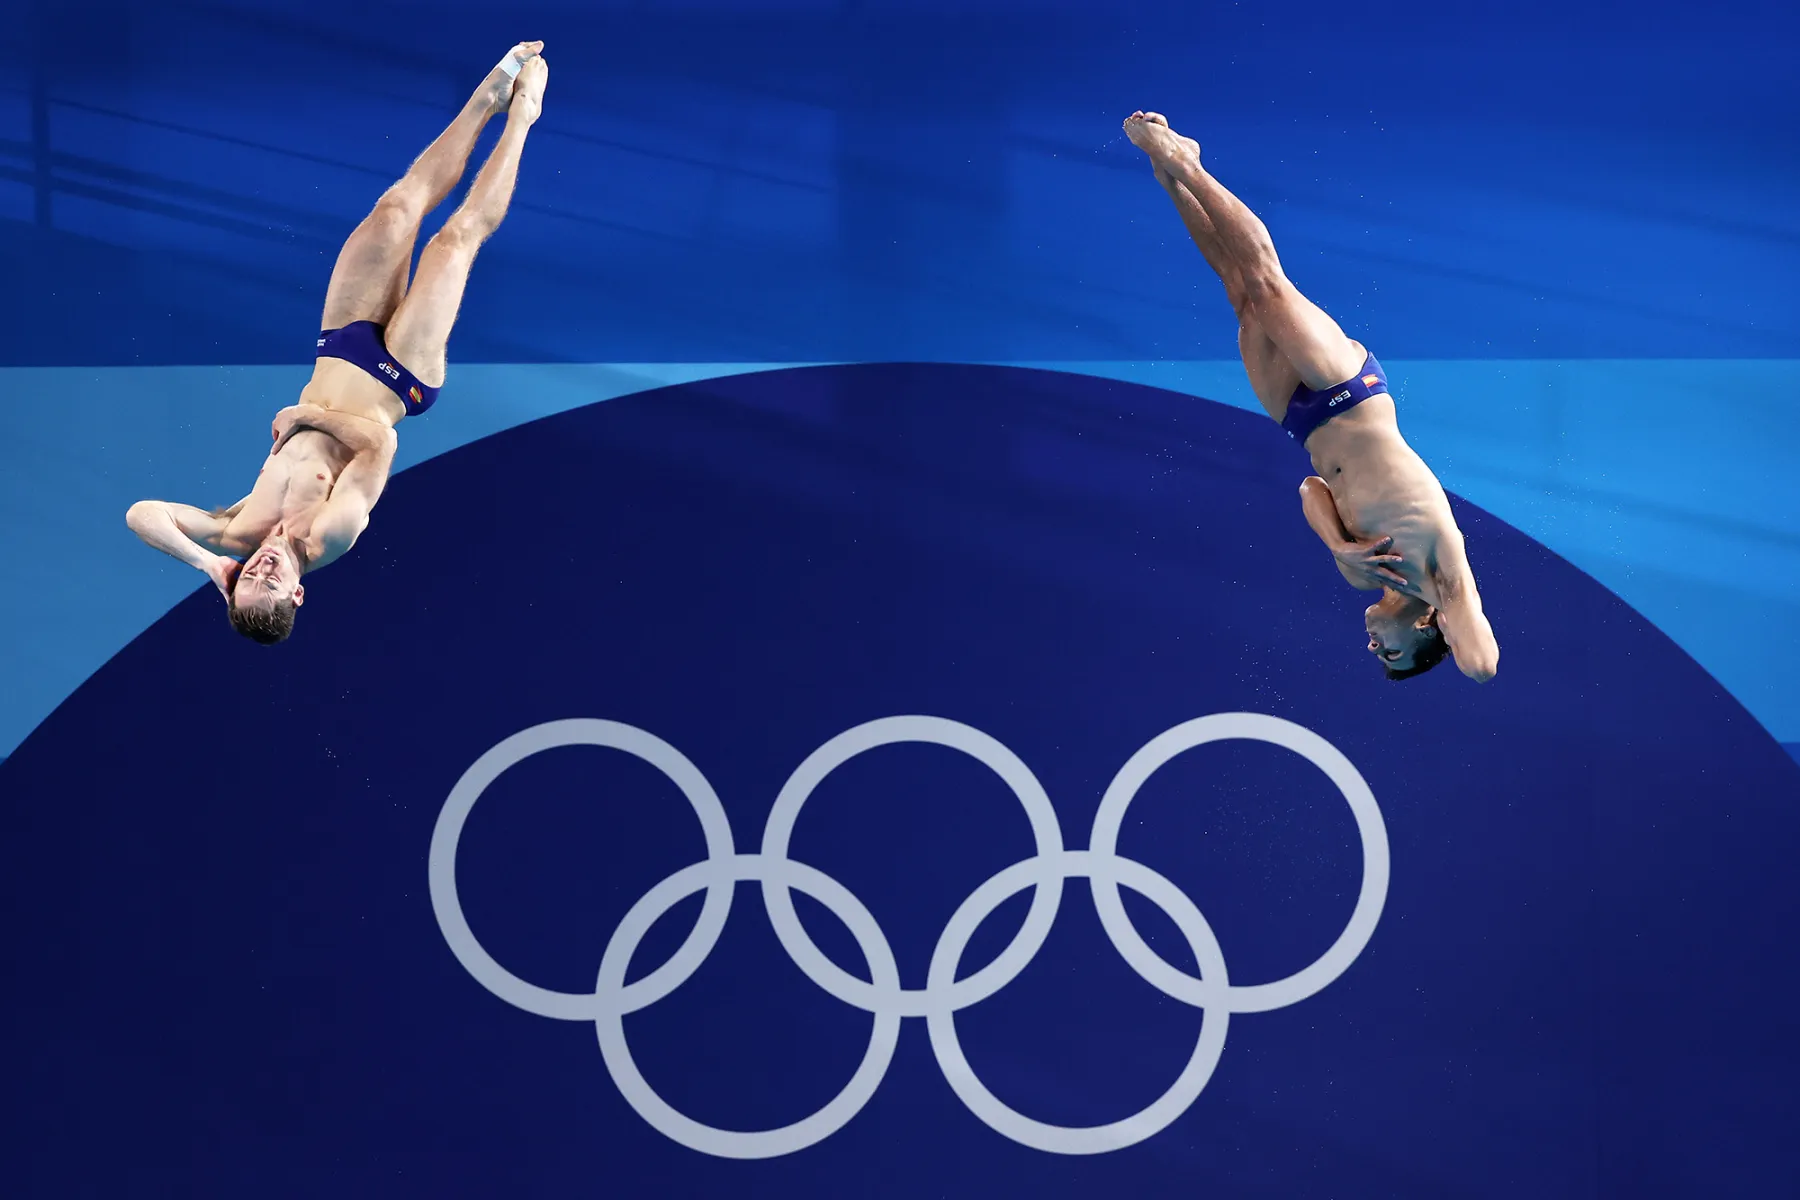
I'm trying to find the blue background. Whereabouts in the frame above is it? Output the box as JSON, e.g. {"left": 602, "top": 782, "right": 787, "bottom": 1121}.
{"left": 3, "top": 0, "right": 1799, "bottom": 1194}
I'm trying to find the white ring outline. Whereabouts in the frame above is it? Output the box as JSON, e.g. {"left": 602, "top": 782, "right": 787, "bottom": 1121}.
{"left": 596, "top": 854, "right": 902, "bottom": 1159}
{"left": 428, "top": 719, "right": 737, "bottom": 1021}
{"left": 1087, "top": 712, "right": 1389, "bottom": 1014}
{"left": 925, "top": 850, "right": 1231, "bottom": 1155}
{"left": 759, "top": 716, "right": 1064, "bottom": 1018}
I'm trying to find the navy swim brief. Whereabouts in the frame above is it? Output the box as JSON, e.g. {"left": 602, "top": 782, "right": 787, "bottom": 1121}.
{"left": 315, "top": 321, "right": 439, "bottom": 416}
{"left": 1280, "top": 353, "right": 1388, "bottom": 446}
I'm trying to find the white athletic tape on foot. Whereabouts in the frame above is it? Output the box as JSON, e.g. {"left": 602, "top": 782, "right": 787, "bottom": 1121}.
{"left": 497, "top": 53, "right": 524, "bottom": 80}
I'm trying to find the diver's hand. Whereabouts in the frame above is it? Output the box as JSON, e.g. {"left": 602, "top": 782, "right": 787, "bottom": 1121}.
{"left": 203, "top": 555, "right": 242, "bottom": 601}
{"left": 1333, "top": 536, "right": 1411, "bottom": 591}
{"left": 271, "top": 404, "right": 327, "bottom": 452}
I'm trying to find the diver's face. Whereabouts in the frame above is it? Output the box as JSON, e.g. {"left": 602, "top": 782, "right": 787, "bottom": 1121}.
{"left": 233, "top": 539, "right": 305, "bottom": 608}
{"left": 1365, "top": 601, "right": 1433, "bottom": 670}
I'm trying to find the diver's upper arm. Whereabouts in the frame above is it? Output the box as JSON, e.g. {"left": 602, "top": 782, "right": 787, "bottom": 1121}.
{"left": 305, "top": 481, "right": 375, "bottom": 569}
{"left": 303, "top": 452, "right": 387, "bottom": 569}
{"left": 1299, "top": 476, "right": 1354, "bottom": 550}
{"left": 1438, "top": 589, "right": 1499, "bottom": 682}
{"left": 307, "top": 503, "right": 370, "bottom": 569}
{"left": 128, "top": 500, "right": 231, "bottom": 551}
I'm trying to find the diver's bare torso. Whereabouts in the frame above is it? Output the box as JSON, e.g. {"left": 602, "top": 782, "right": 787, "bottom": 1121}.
{"left": 1298, "top": 397, "right": 1469, "bottom": 609}
{"left": 1241, "top": 321, "right": 1476, "bottom": 609}
{"left": 217, "top": 370, "right": 403, "bottom": 562}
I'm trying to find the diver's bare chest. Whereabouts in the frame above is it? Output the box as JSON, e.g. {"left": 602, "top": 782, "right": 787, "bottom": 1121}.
{"left": 1342, "top": 487, "right": 1440, "bottom": 552}
{"left": 224, "top": 453, "right": 339, "bottom": 550}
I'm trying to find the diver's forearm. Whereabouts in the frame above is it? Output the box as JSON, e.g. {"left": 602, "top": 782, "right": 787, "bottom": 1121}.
{"left": 126, "top": 502, "right": 228, "bottom": 573}
{"left": 282, "top": 405, "right": 394, "bottom": 456}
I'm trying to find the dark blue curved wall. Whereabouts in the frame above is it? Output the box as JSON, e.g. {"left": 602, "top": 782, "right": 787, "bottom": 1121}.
{"left": 6, "top": 367, "right": 1800, "bottom": 1196}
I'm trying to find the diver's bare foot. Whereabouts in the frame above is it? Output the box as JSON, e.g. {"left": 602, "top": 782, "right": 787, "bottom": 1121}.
{"left": 507, "top": 54, "right": 548, "bottom": 125}
{"left": 1123, "top": 111, "right": 1200, "bottom": 170}
{"left": 479, "top": 41, "right": 544, "bottom": 113}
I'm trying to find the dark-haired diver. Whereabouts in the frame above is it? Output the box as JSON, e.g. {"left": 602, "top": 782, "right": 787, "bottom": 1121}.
{"left": 1124, "top": 111, "right": 1498, "bottom": 682}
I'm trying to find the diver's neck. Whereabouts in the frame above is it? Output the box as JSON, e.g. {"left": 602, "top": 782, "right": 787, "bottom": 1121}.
{"left": 272, "top": 530, "right": 310, "bottom": 576}
{"left": 1383, "top": 589, "right": 1433, "bottom": 618}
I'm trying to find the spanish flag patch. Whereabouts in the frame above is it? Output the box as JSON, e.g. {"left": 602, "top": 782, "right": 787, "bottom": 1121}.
{"left": 1361, "top": 374, "right": 1381, "bottom": 388}
{"left": 409, "top": 386, "right": 423, "bottom": 404}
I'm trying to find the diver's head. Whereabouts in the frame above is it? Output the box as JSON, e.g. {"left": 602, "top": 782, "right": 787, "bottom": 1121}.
{"left": 1365, "top": 591, "right": 1448, "bottom": 680}
{"left": 228, "top": 535, "right": 306, "bottom": 644}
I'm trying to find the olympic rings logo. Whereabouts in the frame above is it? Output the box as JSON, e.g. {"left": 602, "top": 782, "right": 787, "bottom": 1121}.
{"left": 428, "top": 713, "right": 1389, "bottom": 1158}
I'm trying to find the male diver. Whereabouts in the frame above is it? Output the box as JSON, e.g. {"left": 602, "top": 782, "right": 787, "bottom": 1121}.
{"left": 126, "top": 42, "right": 550, "bottom": 643}
{"left": 1123, "top": 111, "right": 1499, "bottom": 682}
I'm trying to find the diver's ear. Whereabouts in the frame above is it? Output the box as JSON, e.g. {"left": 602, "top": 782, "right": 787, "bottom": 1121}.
{"left": 292, "top": 583, "right": 306, "bottom": 607}
{"left": 1415, "top": 607, "right": 1438, "bottom": 633}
